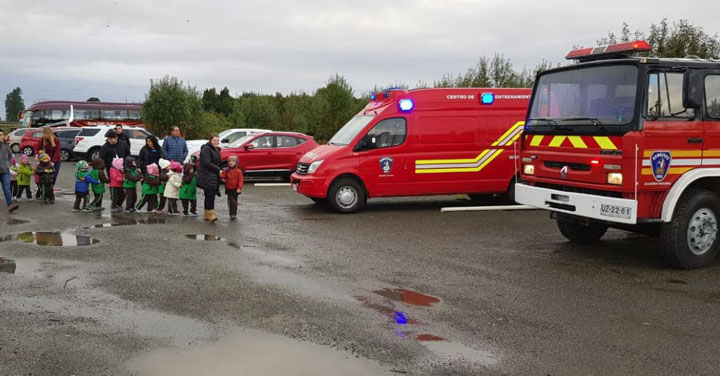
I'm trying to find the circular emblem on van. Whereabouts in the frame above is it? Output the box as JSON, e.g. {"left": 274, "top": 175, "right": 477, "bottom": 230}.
{"left": 651, "top": 151, "right": 672, "bottom": 182}
{"left": 379, "top": 157, "right": 393, "bottom": 174}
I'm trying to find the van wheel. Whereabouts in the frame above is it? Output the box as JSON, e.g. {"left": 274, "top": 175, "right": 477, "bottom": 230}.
{"left": 88, "top": 148, "right": 100, "bottom": 162}
{"left": 22, "top": 146, "right": 34, "bottom": 156}
{"left": 328, "top": 178, "right": 365, "bottom": 214}
{"left": 60, "top": 149, "right": 71, "bottom": 162}
{"left": 661, "top": 188, "right": 720, "bottom": 269}
{"left": 557, "top": 219, "right": 608, "bottom": 244}
{"left": 10, "top": 143, "right": 20, "bottom": 153}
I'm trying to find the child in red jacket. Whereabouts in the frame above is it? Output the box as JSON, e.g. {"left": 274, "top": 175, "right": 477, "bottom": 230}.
{"left": 220, "top": 155, "right": 243, "bottom": 220}
{"left": 109, "top": 157, "right": 126, "bottom": 212}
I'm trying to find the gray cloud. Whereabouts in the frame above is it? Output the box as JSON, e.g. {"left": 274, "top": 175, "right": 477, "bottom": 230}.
{"left": 1, "top": 0, "right": 719, "bottom": 106}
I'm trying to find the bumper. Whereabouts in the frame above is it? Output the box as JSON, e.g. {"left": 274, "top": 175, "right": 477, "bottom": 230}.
{"left": 290, "top": 173, "right": 327, "bottom": 198}
{"left": 515, "top": 183, "right": 638, "bottom": 225}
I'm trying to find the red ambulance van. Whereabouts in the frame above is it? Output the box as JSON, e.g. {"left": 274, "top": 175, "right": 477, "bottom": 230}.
{"left": 291, "top": 88, "right": 531, "bottom": 213}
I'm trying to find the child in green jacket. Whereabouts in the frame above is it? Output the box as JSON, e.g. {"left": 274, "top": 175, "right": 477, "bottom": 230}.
{"left": 136, "top": 163, "right": 160, "bottom": 212}
{"left": 88, "top": 158, "right": 110, "bottom": 210}
{"left": 16, "top": 155, "right": 33, "bottom": 200}
{"left": 123, "top": 157, "right": 142, "bottom": 213}
{"left": 180, "top": 162, "right": 197, "bottom": 216}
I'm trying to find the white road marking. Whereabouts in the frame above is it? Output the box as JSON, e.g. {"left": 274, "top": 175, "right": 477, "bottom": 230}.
{"left": 253, "top": 183, "right": 291, "bottom": 187}
{"left": 440, "top": 205, "right": 539, "bottom": 213}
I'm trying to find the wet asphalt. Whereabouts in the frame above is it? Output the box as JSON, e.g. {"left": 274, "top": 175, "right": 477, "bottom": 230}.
{"left": 2, "top": 163, "right": 720, "bottom": 375}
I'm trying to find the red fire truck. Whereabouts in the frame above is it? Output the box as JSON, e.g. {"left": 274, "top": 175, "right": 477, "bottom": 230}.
{"left": 516, "top": 40, "right": 720, "bottom": 268}
{"left": 291, "top": 88, "right": 531, "bottom": 213}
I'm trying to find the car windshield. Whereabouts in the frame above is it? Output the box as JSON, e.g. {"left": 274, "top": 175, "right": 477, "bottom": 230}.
{"left": 527, "top": 65, "right": 639, "bottom": 127}
{"left": 328, "top": 115, "right": 375, "bottom": 146}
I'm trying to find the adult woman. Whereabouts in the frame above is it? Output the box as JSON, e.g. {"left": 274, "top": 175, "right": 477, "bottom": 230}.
{"left": 36, "top": 127, "right": 61, "bottom": 183}
{"left": 196, "top": 135, "right": 221, "bottom": 222}
{"left": 138, "top": 135, "right": 164, "bottom": 174}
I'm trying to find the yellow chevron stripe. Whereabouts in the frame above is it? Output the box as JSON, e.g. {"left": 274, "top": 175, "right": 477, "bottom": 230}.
{"left": 529, "top": 135, "right": 544, "bottom": 146}
{"left": 415, "top": 149, "right": 490, "bottom": 165}
{"left": 548, "top": 136, "right": 567, "bottom": 147}
{"left": 416, "top": 150, "right": 504, "bottom": 174}
{"left": 568, "top": 136, "right": 587, "bottom": 149}
{"left": 643, "top": 150, "right": 702, "bottom": 158}
{"left": 593, "top": 136, "right": 617, "bottom": 150}
{"left": 641, "top": 167, "right": 694, "bottom": 175}
{"left": 491, "top": 121, "right": 524, "bottom": 147}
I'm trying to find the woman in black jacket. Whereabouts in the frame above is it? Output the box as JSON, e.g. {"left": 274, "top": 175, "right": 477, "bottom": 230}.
{"left": 137, "top": 135, "right": 164, "bottom": 174}
{"left": 196, "top": 135, "right": 221, "bottom": 222}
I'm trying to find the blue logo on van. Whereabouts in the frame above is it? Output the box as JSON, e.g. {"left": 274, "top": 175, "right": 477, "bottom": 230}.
{"left": 651, "top": 151, "right": 671, "bottom": 182}
{"left": 380, "top": 157, "right": 393, "bottom": 174}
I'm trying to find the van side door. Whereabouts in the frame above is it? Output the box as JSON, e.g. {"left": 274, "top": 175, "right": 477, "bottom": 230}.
{"left": 355, "top": 118, "right": 409, "bottom": 197}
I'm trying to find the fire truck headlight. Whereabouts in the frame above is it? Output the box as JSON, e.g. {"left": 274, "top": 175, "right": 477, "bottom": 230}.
{"left": 308, "top": 160, "right": 324, "bottom": 174}
{"left": 523, "top": 164, "right": 535, "bottom": 175}
{"left": 607, "top": 172, "right": 623, "bottom": 185}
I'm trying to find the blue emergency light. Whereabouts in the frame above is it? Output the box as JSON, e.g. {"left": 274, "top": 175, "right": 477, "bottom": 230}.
{"left": 398, "top": 99, "right": 414, "bottom": 112}
{"left": 481, "top": 92, "right": 495, "bottom": 105}
{"left": 370, "top": 93, "right": 376, "bottom": 100}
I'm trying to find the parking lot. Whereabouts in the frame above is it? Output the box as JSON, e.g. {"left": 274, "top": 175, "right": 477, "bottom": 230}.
{"left": 2, "top": 165, "right": 720, "bottom": 375}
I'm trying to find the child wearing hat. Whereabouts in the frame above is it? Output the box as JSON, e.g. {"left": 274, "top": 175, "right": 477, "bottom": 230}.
{"left": 136, "top": 163, "right": 160, "bottom": 212}
{"left": 220, "top": 155, "right": 244, "bottom": 220}
{"left": 163, "top": 160, "right": 183, "bottom": 215}
{"left": 16, "top": 155, "right": 33, "bottom": 200}
{"left": 123, "top": 156, "right": 142, "bottom": 213}
{"left": 156, "top": 159, "right": 170, "bottom": 214}
{"left": 74, "top": 160, "right": 99, "bottom": 211}
{"left": 9, "top": 158, "right": 18, "bottom": 198}
{"left": 35, "top": 152, "right": 55, "bottom": 204}
{"left": 180, "top": 162, "right": 197, "bottom": 216}
{"left": 88, "top": 158, "right": 110, "bottom": 210}
{"left": 109, "top": 157, "right": 125, "bottom": 212}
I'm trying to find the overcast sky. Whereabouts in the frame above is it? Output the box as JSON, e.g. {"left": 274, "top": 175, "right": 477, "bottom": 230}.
{"left": 1, "top": 0, "right": 719, "bottom": 111}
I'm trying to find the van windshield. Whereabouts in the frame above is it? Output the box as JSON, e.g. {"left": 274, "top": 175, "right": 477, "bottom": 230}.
{"left": 527, "top": 65, "right": 638, "bottom": 128}
{"left": 328, "top": 115, "right": 375, "bottom": 146}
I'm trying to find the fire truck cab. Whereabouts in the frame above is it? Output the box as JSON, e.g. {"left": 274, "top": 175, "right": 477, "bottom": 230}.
{"left": 516, "top": 41, "right": 720, "bottom": 268}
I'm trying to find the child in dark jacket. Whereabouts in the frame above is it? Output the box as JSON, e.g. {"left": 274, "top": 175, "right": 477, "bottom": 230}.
{"left": 136, "top": 163, "right": 161, "bottom": 212}
{"left": 180, "top": 162, "right": 197, "bottom": 216}
{"left": 123, "top": 156, "right": 142, "bottom": 212}
{"left": 110, "top": 157, "right": 125, "bottom": 212}
{"left": 9, "top": 158, "right": 18, "bottom": 198}
{"left": 220, "top": 155, "right": 244, "bottom": 220}
{"left": 35, "top": 153, "right": 55, "bottom": 204}
{"left": 156, "top": 159, "right": 170, "bottom": 214}
{"left": 88, "top": 158, "right": 110, "bottom": 210}
{"left": 74, "top": 160, "right": 100, "bottom": 211}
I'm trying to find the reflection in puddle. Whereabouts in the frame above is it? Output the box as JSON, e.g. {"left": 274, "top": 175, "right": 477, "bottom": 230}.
{"left": 374, "top": 288, "right": 441, "bottom": 307}
{"left": 185, "top": 234, "right": 224, "bottom": 241}
{"left": 416, "top": 334, "right": 444, "bottom": 341}
{"left": 0, "top": 232, "right": 99, "bottom": 247}
{"left": 84, "top": 218, "right": 168, "bottom": 229}
{"left": 130, "top": 329, "right": 390, "bottom": 376}
{"left": 0, "top": 257, "right": 16, "bottom": 273}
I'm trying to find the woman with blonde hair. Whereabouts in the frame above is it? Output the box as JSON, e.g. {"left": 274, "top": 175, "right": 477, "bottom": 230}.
{"left": 35, "top": 127, "right": 62, "bottom": 183}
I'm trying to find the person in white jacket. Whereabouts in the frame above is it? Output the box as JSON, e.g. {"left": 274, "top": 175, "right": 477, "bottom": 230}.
{"left": 163, "top": 160, "right": 183, "bottom": 215}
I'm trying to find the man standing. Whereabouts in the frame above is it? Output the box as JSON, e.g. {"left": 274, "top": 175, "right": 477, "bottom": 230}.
{"left": 105, "top": 124, "right": 130, "bottom": 148}
{"left": 0, "top": 130, "right": 19, "bottom": 212}
{"left": 99, "top": 133, "right": 130, "bottom": 174}
{"left": 162, "top": 126, "right": 188, "bottom": 163}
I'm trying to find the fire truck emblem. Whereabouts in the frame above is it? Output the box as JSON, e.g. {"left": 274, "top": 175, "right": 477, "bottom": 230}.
{"left": 651, "top": 151, "right": 671, "bottom": 182}
{"left": 560, "top": 166, "right": 569, "bottom": 179}
{"left": 380, "top": 157, "right": 393, "bottom": 174}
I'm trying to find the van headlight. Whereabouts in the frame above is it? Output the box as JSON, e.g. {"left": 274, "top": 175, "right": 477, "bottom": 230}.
{"left": 308, "top": 160, "right": 324, "bottom": 174}
{"left": 523, "top": 164, "right": 535, "bottom": 175}
{"left": 607, "top": 172, "right": 623, "bottom": 185}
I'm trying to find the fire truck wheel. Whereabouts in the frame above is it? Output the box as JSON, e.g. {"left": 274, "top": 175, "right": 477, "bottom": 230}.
{"left": 328, "top": 177, "right": 365, "bottom": 214}
{"left": 661, "top": 188, "right": 720, "bottom": 269}
{"left": 557, "top": 219, "right": 608, "bottom": 244}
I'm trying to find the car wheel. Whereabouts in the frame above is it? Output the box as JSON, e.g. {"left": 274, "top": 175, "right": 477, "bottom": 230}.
{"left": 10, "top": 143, "right": 20, "bottom": 153}
{"left": 328, "top": 177, "right": 365, "bottom": 214}
{"left": 22, "top": 146, "right": 34, "bottom": 156}
{"left": 557, "top": 219, "right": 608, "bottom": 244}
{"left": 60, "top": 149, "right": 71, "bottom": 162}
{"left": 661, "top": 188, "right": 720, "bottom": 269}
{"left": 88, "top": 148, "right": 100, "bottom": 162}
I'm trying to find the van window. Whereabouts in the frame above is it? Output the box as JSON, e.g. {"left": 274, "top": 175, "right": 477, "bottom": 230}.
{"left": 706, "top": 75, "right": 720, "bottom": 119}
{"left": 418, "top": 117, "right": 476, "bottom": 144}
{"left": 78, "top": 128, "right": 101, "bottom": 137}
{"left": 366, "top": 118, "right": 406, "bottom": 149}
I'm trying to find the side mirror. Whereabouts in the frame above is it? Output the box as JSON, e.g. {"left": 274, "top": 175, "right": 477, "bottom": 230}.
{"left": 683, "top": 70, "right": 704, "bottom": 109}
{"left": 353, "top": 136, "right": 376, "bottom": 152}
{"left": 221, "top": 138, "right": 230, "bottom": 143}
{"left": 244, "top": 144, "right": 254, "bottom": 150}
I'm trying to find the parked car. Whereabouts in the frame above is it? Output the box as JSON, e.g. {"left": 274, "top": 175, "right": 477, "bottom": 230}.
{"left": 181, "top": 128, "right": 271, "bottom": 163}
{"left": 18, "top": 126, "right": 80, "bottom": 158}
{"left": 219, "top": 132, "right": 319, "bottom": 179}
{"left": 54, "top": 128, "right": 82, "bottom": 161}
{"left": 19, "top": 129, "right": 43, "bottom": 156}
{"left": 5, "top": 128, "right": 32, "bottom": 153}
{"left": 74, "top": 125, "right": 156, "bottom": 161}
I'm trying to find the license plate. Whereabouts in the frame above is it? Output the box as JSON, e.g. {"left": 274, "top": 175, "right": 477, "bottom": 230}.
{"left": 292, "top": 182, "right": 298, "bottom": 192}
{"left": 600, "top": 204, "right": 631, "bottom": 219}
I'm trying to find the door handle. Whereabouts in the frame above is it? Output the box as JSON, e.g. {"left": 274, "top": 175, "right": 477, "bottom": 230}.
{"left": 688, "top": 138, "right": 704, "bottom": 144}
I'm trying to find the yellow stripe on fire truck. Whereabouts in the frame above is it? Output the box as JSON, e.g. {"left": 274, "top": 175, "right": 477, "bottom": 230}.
{"left": 414, "top": 121, "right": 524, "bottom": 174}
{"left": 524, "top": 135, "right": 619, "bottom": 150}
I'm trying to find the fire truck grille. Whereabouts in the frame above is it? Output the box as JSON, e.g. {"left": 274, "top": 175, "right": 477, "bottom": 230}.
{"left": 296, "top": 162, "right": 310, "bottom": 175}
{"left": 535, "top": 183, "right": 622, "bottom": 198}
{"left": 544, "top": 161, "right": 591, "bottom": 171}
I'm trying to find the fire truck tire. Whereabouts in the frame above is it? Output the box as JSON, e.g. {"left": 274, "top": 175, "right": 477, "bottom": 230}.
{"left": 557, "top": 219, "right": 608, "bottom": 244}
{"left": 328, "top": 177, "right": 365, "bottom": 214}
{"left": 661, "top": 188, "right": 720, "bottom": 269}
{"left": 506, "top": 180, "right": 516, "bottom": 204}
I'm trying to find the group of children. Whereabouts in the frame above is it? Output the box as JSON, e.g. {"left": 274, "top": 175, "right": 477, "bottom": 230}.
{"left": 8, "top": 153, "right": 59, "bottom": 204}
{"left": 8, "top": 153, "right": 244, "bottom": 220}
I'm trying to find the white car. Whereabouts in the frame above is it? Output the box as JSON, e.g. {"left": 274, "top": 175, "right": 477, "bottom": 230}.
{"left": 4, "top": 128, "right": 32, "bottom": 153}
{"left": 181, "top": 128, "right": 271, "bottom": 163}
{"left": 74, "top": 125, "right": 156, "bottom": 161}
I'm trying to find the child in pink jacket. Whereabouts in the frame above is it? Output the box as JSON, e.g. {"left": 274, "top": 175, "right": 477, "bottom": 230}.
{"left": 110, "top": 157, "right": 125, "bottom": 212}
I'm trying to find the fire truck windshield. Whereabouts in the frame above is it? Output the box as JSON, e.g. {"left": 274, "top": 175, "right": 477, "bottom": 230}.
{"left": 527, "top": 65, "right": 638, "bottom": 129}
{"left": 328, "top": 115, "right": 375, "bottom": 146}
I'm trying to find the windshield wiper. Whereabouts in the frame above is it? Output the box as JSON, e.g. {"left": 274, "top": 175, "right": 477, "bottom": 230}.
{"left": 559, "top": 117, "right": 607, "bottom": 131}
{"left": 529, "top": 118, "right": 575, "bottom": 132}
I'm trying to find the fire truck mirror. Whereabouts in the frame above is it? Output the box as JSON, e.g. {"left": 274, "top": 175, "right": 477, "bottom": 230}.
{"left": 683, "top": 70, "right": 704, "bottom": 109}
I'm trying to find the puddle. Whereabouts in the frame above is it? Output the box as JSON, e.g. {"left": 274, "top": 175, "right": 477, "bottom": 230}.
{"left": 374, "top": 289, "right": 441, "bottom": 307}
{"left": 185, "top": 234, "right": 224, "bottom": 241}
{"left": 416, "top": 334, "right": 444, "bottom": 342}
{"left": 0, "top": 232, "right": 99, "bottom": 247}
{"left": 0, "top": 257, "right": 16, "bottom": 273}
{"left": 83, "top": 218, "right": 168, "bottom": 229}
{"left": 130, "top": 329, "right": 392, "bottom": 376}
